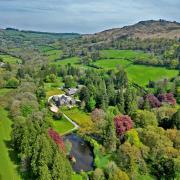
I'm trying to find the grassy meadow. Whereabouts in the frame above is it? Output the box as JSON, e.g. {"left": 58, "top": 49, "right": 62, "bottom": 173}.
{"left": 50, "top": 57, "right": 80, "bottom": 66}
{"left": 100, "top": 49, "right": 151, "bottom": 60}
{"left": 0, "top": 54, "right": 22, "bottom": 64}
{"left": 94, "top": 50, "right": 178, "bottom": 86}
{"left": 0, "top": 107, "right": 21, "bottom": 180}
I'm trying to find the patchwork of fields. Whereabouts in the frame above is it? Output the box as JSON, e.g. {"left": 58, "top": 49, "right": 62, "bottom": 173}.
{"left": 93, "top": 59, "right": 178, "bottom": 86}
{"left": 94, "top": 50, "right": 178, "bottom": 87}
{"left": 42, "top": 48, "right": 178, "bottom": 87}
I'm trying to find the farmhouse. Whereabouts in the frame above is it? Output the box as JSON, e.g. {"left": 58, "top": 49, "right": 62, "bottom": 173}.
{"left": 66, "top": 88, "right": 78, "bottom": 96}
{"left": 52, "top": 94, "right": 79, "bottom": 108}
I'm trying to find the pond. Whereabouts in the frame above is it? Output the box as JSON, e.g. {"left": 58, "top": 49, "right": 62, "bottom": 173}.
{"left": 64, "top": 134, "right": 94, "bottom": 172}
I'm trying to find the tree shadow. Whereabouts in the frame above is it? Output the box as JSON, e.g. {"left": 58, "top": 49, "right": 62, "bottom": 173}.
{"left": 4, "top": 139, "right": 22, "bottom": 177}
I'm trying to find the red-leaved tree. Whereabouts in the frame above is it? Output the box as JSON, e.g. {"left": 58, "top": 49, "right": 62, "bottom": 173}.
{"left": 157, "top": 93, "right": 176, "bottom": 105}
{"left": 166, "top": 93, "right": 176, "bottom": 105}
{"left": 146, "top": 94, "right": 161, "bottom": 108}
{"left": 48, "top": 129, "right": 65, "bottom": 152}
{"left": 114, "top": 115, "right": 133, "bottom": 136}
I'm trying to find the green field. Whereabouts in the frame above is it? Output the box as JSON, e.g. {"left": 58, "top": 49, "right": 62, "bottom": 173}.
{"left": 50, "top": 57, "right": 80, "bottom": 66}
{"left": 44, "top": 49, "right": 63, "bottom": 61}
{"left": 38, "top": 45, "right": 55, "bottom": 53}
{"left": 100, "top": 49, "right": 151, "bottom": 60}
{"left": 0, "top": 54, "right": 22, "bottom": 64}
{"left": 93, "top": 50, "right": 178, "bottom": 86}
{"left": 94, "top": 59, "right": 132, "bottom": 69}
{"left": 0, "top": 108, "right": 21, "bottom": 180}
{"left": 52, "top": 116, "right": 74, "bottom": 135}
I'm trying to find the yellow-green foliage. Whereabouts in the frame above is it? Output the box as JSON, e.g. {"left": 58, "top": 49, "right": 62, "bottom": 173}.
{"left": 84, "top": 135, "right": 111, "bottom": 169}
{"left": 125, "top": 129, "right": 142, "bottom": 148}
{"left": 0, "top": 54, "right": 22, "bottom": 64}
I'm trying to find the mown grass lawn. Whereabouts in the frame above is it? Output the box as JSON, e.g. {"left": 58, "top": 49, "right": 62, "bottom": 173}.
{"left": 62, "top": 107, "right": 93, "bottom": 129}
{"left": 51, "top": 116, "right": 74, "bottom": 135}
{"left": 0, "top": 108, "right": 21, "bottom": 180}
{"left": 93, "top": 59, "right": 178, "bottom": 87}
{"left": 44, "top": 77, "right": 65, "bottom": 98}
{"left": 46, "top": 88, "right": 64, "bottom": 98}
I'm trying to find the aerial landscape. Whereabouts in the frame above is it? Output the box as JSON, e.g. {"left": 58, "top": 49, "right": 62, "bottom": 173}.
{"left": 0, "top": 0, "right": 180, "bottom": 180}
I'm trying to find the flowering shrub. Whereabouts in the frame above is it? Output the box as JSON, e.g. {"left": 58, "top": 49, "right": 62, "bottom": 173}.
{"left": 48, "top": 129, "right": 65, "bottom": 152}
{"left": 114, "top": 115, "right": 133, "bottom": 136}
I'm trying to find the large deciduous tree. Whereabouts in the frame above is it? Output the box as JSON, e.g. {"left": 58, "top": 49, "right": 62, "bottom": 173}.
{"left": 114, "top": 115, "right": 133, "bottom": 136}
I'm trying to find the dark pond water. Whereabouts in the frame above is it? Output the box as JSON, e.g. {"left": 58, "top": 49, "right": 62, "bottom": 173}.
{"left": 64, "top": 134, "right": 94, "bottom": 172}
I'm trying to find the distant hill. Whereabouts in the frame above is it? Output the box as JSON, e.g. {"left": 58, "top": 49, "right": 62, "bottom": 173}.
{"left": 84, "top": 20, "right": 180, "bottom": 42}
{"left": 1, "top": 27, "right": 80, "bottom": 39}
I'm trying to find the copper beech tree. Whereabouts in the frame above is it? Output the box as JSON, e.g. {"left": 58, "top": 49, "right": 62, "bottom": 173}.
{"left": 114, "top": 115, "right": 133, "bottom": 136}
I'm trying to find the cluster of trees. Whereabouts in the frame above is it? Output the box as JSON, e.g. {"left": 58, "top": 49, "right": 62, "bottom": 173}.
{"left": 1, "top": 28, "right": 180, "bottom": 180}
{"left": 8, "top": 70, "right": 72, "bottom": 179}
{"left": 143, "top": 92, "right": 176, "bottom": 109}
{"left": 58, "top": 64, "right": 138, "bottom": 114}
{"left": 112, "top": 38, "right": 180, "bottom": 69}
{"left": 90, "top": 106, "right": 180, "bottom": 179}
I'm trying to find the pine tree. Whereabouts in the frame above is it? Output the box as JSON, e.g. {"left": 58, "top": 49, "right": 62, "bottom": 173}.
{"left": 116, "top": 89, "right": 125, "bottom": 114}
{"left": 124, "top": 87, "right": 137, "bottom": 115}
{"left": 51, "top": 150, "right": 72, "bottom": 180}
{"left": 103, "top": 113, "right": 117, "bottom": 152}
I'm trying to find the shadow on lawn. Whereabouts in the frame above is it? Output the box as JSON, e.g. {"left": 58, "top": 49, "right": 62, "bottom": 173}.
{"left": 4, "top": 139, "right": 28, "bottom": 179}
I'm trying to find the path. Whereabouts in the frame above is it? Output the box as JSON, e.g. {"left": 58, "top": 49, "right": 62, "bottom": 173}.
{"left": 48, "top": 94, "right": 80, "bottom": 135}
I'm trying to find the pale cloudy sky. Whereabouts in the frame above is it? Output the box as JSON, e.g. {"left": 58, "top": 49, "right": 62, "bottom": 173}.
{"left": 0, "top": 0, "right": 179, "bottom": 33}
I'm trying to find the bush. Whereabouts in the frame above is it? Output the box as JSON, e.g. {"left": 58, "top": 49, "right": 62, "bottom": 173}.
{"left": 6, "top": 77, "right": 19, "bottom": 88}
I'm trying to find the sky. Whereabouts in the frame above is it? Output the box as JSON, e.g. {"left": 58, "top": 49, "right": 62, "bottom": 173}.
{"left": 0, "top": 0, "right": 179, "bottom": 34}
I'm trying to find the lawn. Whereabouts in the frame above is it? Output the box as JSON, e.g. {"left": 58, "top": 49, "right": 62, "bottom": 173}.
{"left": 93, "top": 59, "right": 178, "bottom": 87}
{"left": 52, "top": 116, "right": 75, "bottom": 135}
{"left": 44, "top": 77, "right": 65, "bottom": 98}
{"left": 46, "top": 88, "right": 64, "bottom": 98}
{"left": 0, "top": 54, "right": 22, "bottom": 64}
{"left": 62, "top": 107, "right": 93, "bottom": 129}
{"left": 0, "top": 108, "right": 21, "bottom": 180}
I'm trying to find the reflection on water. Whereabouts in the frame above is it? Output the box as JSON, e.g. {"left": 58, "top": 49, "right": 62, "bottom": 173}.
{"left": 64, "top": 134, "right": 94, "bottom": 172}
